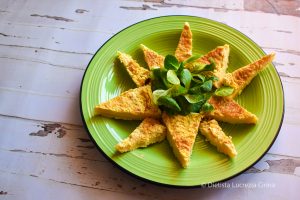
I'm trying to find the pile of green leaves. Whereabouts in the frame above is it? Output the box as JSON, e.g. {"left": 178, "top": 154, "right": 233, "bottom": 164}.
{"left": 150, "top": 54, "right": 234, "bottom": 115}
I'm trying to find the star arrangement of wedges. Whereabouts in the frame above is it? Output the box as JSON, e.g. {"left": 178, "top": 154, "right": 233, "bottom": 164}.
{"left": 95, "top": 22, "right": 275, "bottom": 168}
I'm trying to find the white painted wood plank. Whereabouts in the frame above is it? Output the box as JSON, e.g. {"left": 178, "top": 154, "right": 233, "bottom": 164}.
{"left": 0, "top": 0, "right": 128, "bottom": 33}
{"left": 0, "top": 22, "right": 113, "bottom": 55}
{"left": 163, "top": 0, "right": 244, "bottom": 9}
{"left": 0, "top": 150, "right": 299, "bottom": 200}
{"left": 268, "top": 123, "right": 300, "bottom": 158}
{"left": 0, "top": 109, "right": 299, "bottom": 198}
{"left": 0, "top": 89, "right": 82, "bottom": 125}
{"left": 0, "top": 44, "right": 92, "bottom": 70}
{"left": 0, "top": 115, "right": 101, "bottom": 162}
{"left": 0, "top": 0, "right": 299, "bottom": 55}
{"left": 280, "top": 77, "right": 300, "bottom": 126}
{"left": 0, "top": 172, "right": 145, "bottom": 200}
{"left": 0, "top": 114, "right": 299, "bottom": 176}
{"left": 0, "top": 0, "right": 295, "bottom": 34}
{"left": 269, "top": 49, "right": 300, "bottom": 78}
{"left": 0, "top": 58, "right": 84, "bottom": 98}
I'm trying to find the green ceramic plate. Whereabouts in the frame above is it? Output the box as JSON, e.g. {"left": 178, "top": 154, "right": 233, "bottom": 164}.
{"left": 80, "top": 16, "right": 284, "bottom": 187}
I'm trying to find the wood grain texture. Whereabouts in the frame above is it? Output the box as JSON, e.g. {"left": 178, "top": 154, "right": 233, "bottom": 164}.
{"left": 244, "top": 0, "right": 300, "bottom": 17}
{"left": 1, "top": 114, "right": 300, "bottom": 199}
{"left": 0, "top": 0, "right": 299, "bottom": 199}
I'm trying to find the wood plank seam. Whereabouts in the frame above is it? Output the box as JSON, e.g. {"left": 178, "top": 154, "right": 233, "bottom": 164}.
{"left": 0, "top": 43, "right": 93, "bottom": 55}
{"left": 0, "top": 148, "right": 104, "bottom": 162}
{"left": 0, "top": 113, "right": 83, "bottom": 127}
{"left": 0, "top": 56, "right": 86, "bottom": 70}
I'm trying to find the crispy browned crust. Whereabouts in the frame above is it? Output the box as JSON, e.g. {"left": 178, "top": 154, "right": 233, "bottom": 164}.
{"left": 115, "top": 118, "right": 167, "bottom": 153}
{"left": 185, "top": 44, "right": 230, "bottom": 88}
{"left": 95, "top": 85, "right": 161, "bottom": 120}
{"left": 162, "top": 112, "right": 202, "bottom": 168}
{"left": 223, "top": 53, "right": 275, "bottom": 99}
{"left": 141, "top": 44, "right": 165, "bottom": 70}
{"left": 199, "top": 119, "right": 237, "bottom": 158}
{"left": 207, "top": 96, "right": 258, "bottom": 124}
{"left": 118, "top": 51, "right": 150, "bottom": 87}
{"left": 175, "top": 22, "right": 193, "bottom": 62}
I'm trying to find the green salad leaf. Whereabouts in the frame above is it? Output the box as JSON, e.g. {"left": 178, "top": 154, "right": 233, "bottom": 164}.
{"left": 177, "top": 62, "right": 184, "bottom": 74}
{"left": 200, "top": 80, "right": 213, "bottom": 92}
{"left": 157, "top": 96, "right": 181, "bottom": 112}
{"left": 152, "top": 89, "right": 169, "bottom": 104}
{"left": 189, "top": 85, "right": 203, "bottom": 94}
{"left": 192, "top": 74, "right": 205, "bottom": 83}
{"left": 151, "top": 67, "right": 166, "bottom": 90}
{"left": 184, "top": 94, "right": 205, "bottom": 104}
{"left": 201, "top": 62, "right": 215, "bottom": 72}
{"left": 164, "top": 55, "right": 179, "bottom": 70}
{"left": 175, "top": 96, "right": 202, "bottom": 115}
{"left": 191, "top": 58, "right": 216, "bottom": 73}
{"left": 208, "top": 76, "right": 219, "bottom": 82}
{"left": 215, "top": 86, "right": 234, "bottom": 96}
{"left": 167, "top": 70, "right": 180, "bottom": 85}
{"left": 179, "top": 69, "right": 192, "bottom": 88}
{"left": 202, "top": 102, "right": 214, "bottom": 112}
{"left": 183, "top": 54, "right": 202, "bottom": 65}
{"left": 170, "top": 85, "right": 187, "bottom": 97}
{"left": 150, "top": 54, "right": 219, "bottom": 115}
{"left": 191, "top": 63, "right": 206, "bottom": 72}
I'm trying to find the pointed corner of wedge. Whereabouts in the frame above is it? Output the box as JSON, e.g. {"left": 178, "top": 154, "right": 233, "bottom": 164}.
{"left": 162, "top": 112, "right": 201, "bottom": 168}
{"left": 141, "top": 44, "right": 165, "bottom": 69}
{"left": 207, "top": 96, "right": 258, "bottom": 124}
{"left": 199, "top": 119, "right": 237, "bottom": 158}
{"left": 117, "top": 51, "right": 150, "bottom": 87}
{"left": 225, "top": 52, "right": 275, "bottom": 98}
{"left": 184, "top": 22, "right": 190, "bottom": 28}
{"left": 115, "top": 118, "right": 167, "bottom": 153}
{"left": 140, "top": 44, "right": 146, "bottom": 50}
{"left": 175, "top": 22, "right": 193, "bottom": 62}
{"left": 94, "top": 85, "right": 161, "bottom": 120}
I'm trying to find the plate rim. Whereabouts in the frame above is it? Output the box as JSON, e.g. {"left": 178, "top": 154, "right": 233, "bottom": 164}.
{"left": 80, "top": 15, "right": 285, "bottom": 188}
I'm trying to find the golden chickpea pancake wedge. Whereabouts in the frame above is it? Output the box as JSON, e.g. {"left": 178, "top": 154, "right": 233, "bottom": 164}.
{"left": 175, "top": 22, "right": 193, "bottom": 62}
{"left": 94, "top": 85, "right": 161, "bottom": 120}
{"left": 116, "top": 118, "right": 167, "bottom": 153}
{"left": 199, "top": 119, "right": 237, "bottom": 158}
{"left": 185, "top": 45, "right": 230, "bottom": 88}
{"left": 162, "top": 112, "right": 202, "bottom": 168}
{"left": 117, "top": 51, "right": 150, "bottom": 87}
{"left": 140, "top": 44, "right": 165, "bottom": 70}
{"left": 223, "top": 53, "right": 275, "bottom": 99}
{"left": 207, "top": 96, "right": 258, "bottom": 124}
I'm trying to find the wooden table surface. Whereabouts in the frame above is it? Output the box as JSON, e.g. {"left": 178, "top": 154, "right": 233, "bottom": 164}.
{"left": 0, "top": 0, "right": 299, "bottom": 199}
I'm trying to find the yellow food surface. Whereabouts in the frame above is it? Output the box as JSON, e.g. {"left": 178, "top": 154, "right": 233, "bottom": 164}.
{"left": 199, "top": 119, "right": 237, "bottom": 158}
{"left": 118, "top": 51, "right": 150, "bottom": 87}
{"left": 185, "top": 44, "right": 230, "bottom": 88}
{"left": 223, "top": 53, "right": 275, "bottom": 99}
{"left": 94, "top": 85, "right": 161, "bottom": 120}
{"left": 207, "top": 96, "right": 258, "bottom": 124}
{"left": 141, "top": 44, "right": 165, "bottom": 70}
{"left": 116, "top": 118, "right": 167, "bottom": 153}
{"left": 162, "top": 112, "right": 202, "bottom": 168}
{"left": 175, "top": 22, "right": 193, "bottom": 62}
